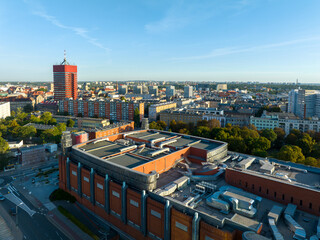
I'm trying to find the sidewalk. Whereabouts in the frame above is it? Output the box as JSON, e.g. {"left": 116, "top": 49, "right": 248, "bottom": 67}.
{"left": 0, "top": 202, "right": 23, "bottom": 240}
{"left": 47, "top": 208, "right": 93, "bottom": 240}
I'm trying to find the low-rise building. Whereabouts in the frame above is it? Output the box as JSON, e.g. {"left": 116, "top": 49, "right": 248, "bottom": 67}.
{"left": 18, "top": 145, "right": 46, "bottom": 166}
{"left": 0, "top": 96, "right": 34, "bottom": 112}
{"left": 148, "top": 102, "right": 177, "bottom": 121}
{"left": 53, "top": 115, "right": 110, "bottom": 129}
{"left": 0, "top": 102, "right": 10, "bottom": 119}
{"left": 86, "top": 121, "right": 134, "bottom": 140}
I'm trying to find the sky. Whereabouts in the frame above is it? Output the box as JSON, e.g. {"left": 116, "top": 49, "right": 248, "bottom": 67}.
{"left": 1, "top": 0, "right": 320, "bottom": 83}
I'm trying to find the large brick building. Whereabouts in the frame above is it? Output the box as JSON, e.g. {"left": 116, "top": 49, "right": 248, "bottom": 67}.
{"left": 58, "top": 129, "right": 320, "bottom": 239}
{"left": 53, "top": 55, "right": 77, "bottom": 101}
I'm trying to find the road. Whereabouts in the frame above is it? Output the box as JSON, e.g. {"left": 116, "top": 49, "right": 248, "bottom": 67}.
{"left": 0, "top": 162, "right": 69, "bottom": 240}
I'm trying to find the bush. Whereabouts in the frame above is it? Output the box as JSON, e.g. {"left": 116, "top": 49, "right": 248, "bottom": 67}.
{"left": 49, "top": 189, "right": 76, "bottom": 203}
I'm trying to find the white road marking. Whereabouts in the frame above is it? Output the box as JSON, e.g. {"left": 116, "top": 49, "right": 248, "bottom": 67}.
{"left": 5, "top": 192, "right": 36, "bottom": 217}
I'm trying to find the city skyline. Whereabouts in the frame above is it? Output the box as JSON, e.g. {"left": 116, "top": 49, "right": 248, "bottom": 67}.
{"left": 1, "top": 0, "right": 320, "bottom": 82}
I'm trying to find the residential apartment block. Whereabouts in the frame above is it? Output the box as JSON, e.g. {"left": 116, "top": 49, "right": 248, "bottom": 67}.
{"left": 250, "top": 110, "right": 320, "bottom": 134}
{"left": 288, "top": 89, "right": 320, "bottom": 119}
{"left": 58, "top": 99, "right": 144, "bottom": 122}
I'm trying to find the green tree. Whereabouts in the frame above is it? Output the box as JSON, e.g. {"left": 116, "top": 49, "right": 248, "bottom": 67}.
{"left": 208, "top": 119, "right": 220, "bottom": 129}
{"left": 66, "top": 119, "right": 75, "bottom": 128}
{"left": 23, "top": 104, "right": 33, "bottom": 113}
{"left": 285, "top": 133, "right": 298, "bottom": 145}
{"left": 157, "top": 121, "right": 167, "bottom": 130}
{"left": 297, "top": 133, "right": 315, "bottom": 156}
{"left": 149, "top": 121, "right": 159, "bottom": 130}
{"left": 19, "top": 126, "right": 37, "bottom": 139}
{"left": 134, "top": 108, "right": 140, "bottom": 128}
{"left": 228, "top": 136, "right": 247, "bottom": 153}
{"left": 194, "top": 126, "right": 211, "bottom": 138}
{"left": 278, "top": 145, "right": 305, "bottom": 163}
{"left": 260, "top": 129, "right": 277, "bottom": 143}
{"left": 30, "top": 115, "right": 40, "bottom": 123}
{"left": 40, "top": 112, "right": 53, "bottom": 125}
{"left": 304, "top": 157, "right": 319, "bottom": 167}
{"left": 311, "top": 143, "right": 320, "bottom": 158}
{"left": 0, "top": 124, "right": 8, "bottom": 137}
{"left": 273, "top": 127, "right": 286, "bottom": 149}
{"left": 252, "top": 137, "right": 271, "bottom": 152}
{"left": 252, "top": 149, "right": 268, "bottom": 158}
{"left": 0, "top": 137, "right": 9, "bottom": 154}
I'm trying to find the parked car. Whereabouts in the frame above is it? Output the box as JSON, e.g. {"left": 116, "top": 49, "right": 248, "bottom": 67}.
{"left": 0, "top": 194, "right": 5, "bottom": 201}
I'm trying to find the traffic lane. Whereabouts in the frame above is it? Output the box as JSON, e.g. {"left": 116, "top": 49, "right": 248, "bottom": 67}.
{"left": 0, "top": 198, "right": 68, "bottom": 240}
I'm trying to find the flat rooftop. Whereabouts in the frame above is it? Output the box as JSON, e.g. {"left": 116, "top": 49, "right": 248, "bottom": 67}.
{"left": 75, "top": 137, "right": 172, "bottom": 169}
{"left": 155, "top": 159, "right": 320, "bottom": 239}
{"left": 105, "top": 154, "right": 148, "bottom": 168}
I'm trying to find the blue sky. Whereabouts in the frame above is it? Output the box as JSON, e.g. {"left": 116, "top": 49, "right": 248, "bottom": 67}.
{"left": 1, "top": 0, "right": 320, "bottom": 82}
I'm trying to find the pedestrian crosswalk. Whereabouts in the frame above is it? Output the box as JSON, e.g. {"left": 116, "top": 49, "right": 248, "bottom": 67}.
{"left": 4, "top": 190, "right": 36, "bottom": 217}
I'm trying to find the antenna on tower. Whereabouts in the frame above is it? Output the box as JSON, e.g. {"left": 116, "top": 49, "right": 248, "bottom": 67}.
{"left": 60, "top": 50, "right": 69, "bottom": 65}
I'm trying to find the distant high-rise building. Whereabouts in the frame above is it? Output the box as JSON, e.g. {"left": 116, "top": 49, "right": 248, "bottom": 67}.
{"left": 216, "top": 84, "right": 227, "bottom": 91}
{"left": 166, "top": 86, "right": 175, "bottom": 98}
{"left": 148, "top": 86, "right": 158, "bottom": 96}
{"left": 133, "top": 85, "right": 143, "bottom": 94}
{"left": 119, "top": 85, "right": 128, "bottom": 95}
{"left": 50, "top": 83, "right": 54, "bottom": 92}
{"left": 53, "top": 53, "right": 77, "bottom": 101}
{"left": 288, "top": 89, "right": 320, "bottom": 118}
{"left": 184, "top": 85, "right": 193, "bottom": 98}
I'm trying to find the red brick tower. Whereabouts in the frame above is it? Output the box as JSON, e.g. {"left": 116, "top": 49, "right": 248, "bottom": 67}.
{"left": 53, "top": 51, "right": 78, "bottom": 101}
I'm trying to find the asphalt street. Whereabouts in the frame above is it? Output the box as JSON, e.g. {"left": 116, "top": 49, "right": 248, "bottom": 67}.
{"left": 0, "top": 186, "right": 68, "bottom": 240}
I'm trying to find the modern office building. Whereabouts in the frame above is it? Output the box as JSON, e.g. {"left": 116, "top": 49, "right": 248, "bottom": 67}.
{"left": 58, "top": 98, "right": 144, "bottom": 122}
{"left": 148, "top": 102, "right": 177, "bottom": 121}
{"left": 59, "top": 129, "right": 320, "bottom": 239}
{"left": 288, "top": 89, "right": 320, "bottom": 119}
{"left": 148, "top": 86, "right": 158, "bottom": 96}
{"left": 133, "top": 85, "right": 143, "bottom": 95}
{"left": 118, "top": 85, "right": 128, "bottom": 95}
{"left": 184, "top": 86, "right": 193, "bottom": 98}
{"left": 166, "top": 86, "right": 175, "bottom": 98}
{"left": 0, "top": 102, "right": 10, "bottom": 119}
{"left": 53, "top": 55, "right": 78, "bottom": 101}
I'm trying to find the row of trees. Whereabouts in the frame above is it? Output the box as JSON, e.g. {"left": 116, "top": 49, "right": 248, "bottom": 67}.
{"left": 149, "top": 119, "right": 320, "bottom": 168}
{"left": 0, "top": 110, "right": 69, "bottom": 144}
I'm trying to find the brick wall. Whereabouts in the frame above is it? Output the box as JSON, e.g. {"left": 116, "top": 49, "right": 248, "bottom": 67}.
{"left": 225, "top": 168, "right": 320, "bottom": 216}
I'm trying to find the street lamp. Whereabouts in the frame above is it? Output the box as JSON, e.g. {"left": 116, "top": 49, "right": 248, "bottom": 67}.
{"left": 16, "top": 202, "right": 23, "bottom": 226}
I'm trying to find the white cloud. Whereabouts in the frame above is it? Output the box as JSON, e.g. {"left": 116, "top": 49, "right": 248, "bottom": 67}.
{"left": 171, "top": 36, "right": 320, "bottom": 61}
{"left": 26, "top": 1, "right": 110, "bottom": 52}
